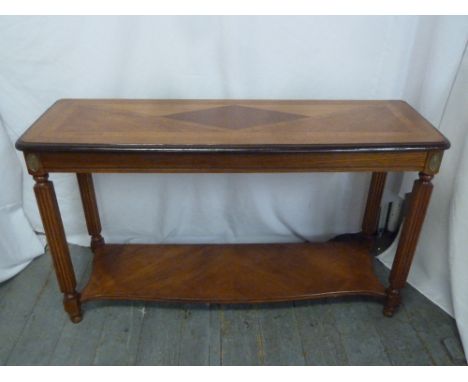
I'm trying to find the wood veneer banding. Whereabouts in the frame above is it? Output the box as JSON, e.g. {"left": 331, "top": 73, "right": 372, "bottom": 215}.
{"left": 81, "top": 240, "right": 386, "bottom": 304}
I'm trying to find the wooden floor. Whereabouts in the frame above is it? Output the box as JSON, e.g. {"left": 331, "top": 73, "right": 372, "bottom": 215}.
{"left": 0, "top": 244, "right": 466, "bottom": 366}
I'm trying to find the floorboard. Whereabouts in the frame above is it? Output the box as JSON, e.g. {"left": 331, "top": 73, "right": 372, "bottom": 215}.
{"left": 6, "top": 246, "right": 90, "bottom": 365}
{"left": 293, "top": 300, "right": 349, "bottom": 365}
{"left": 0, "top": 244, "right": 465, "bottom": 366}
{"left": 402, "top": 285, "right": 466, "bottom": 365}
{"left": 220, "top": 305, "right": 264, "bottom": 366}
{"left": 135, "top": 303, "right": 185, "bottom": 365}
{"left": 177, "top": 304, "right": 219, "bottom": 366}
{"left": 332, "top": 297, "right": 392, "bottom": 365}
{"left": 366, "top": 300, "right": 434, "bottom": 365}
{"left": 0, "top": 252, "right": 51, "bottom": 365}
{"left": 256, "top": 303, "right": 306, "bottom": 365}
{"left": 49, "top": 259, "right": 104, "bottom": 365}
{"left": 93, "top": 301, "right": 146, "bottom": 365}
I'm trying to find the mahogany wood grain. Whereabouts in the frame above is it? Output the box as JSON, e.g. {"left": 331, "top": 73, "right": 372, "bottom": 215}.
{"left": 16, "top": 99, "right": 449, "bottom": 153}
{"left": 384, "top": 172, "right": 434, "bottom": 316}
{"left": 33, "top": 174, "right": 82, "bottom": 323}
{"left": 362, "top": 172, "right": 387, "bottom": 235}
{"left": 80, "top": 239, "right": 386, "bottom": 304}
{"left": 76, "top": 173, "right": 105, "bottom": 251}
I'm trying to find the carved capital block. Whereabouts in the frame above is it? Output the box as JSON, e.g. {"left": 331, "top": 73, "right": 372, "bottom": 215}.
{"left": 424, "top": 151, "right": 443, "bottom": 174}
{"left": 26, "top": 153, "right": 41, "bottom": 173}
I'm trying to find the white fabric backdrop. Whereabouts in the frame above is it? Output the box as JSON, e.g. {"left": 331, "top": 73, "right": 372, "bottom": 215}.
{"left": 380, "top": 42, "right": 468, "bottom": 358}
{"left": 448, "top": 53, "right": 468, "bottom": 363}
{"left": 0, "top": 16, "right": 467, "bottom": 359}
{"left": 0, "top": 118, "right": 43, "bottom": 280}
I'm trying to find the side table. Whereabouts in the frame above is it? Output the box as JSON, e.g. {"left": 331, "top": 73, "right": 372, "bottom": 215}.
{"left": 16, "top": 99, "right": 450, "bottom": 323}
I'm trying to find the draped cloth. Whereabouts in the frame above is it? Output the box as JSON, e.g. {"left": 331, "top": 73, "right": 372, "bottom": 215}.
{"left": 0, "top": 16, "right": 466, "bottom": 360}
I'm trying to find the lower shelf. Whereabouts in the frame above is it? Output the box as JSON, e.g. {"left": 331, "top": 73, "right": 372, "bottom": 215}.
{"left": 80, "top": 238, "right": 386, "bottom": 303}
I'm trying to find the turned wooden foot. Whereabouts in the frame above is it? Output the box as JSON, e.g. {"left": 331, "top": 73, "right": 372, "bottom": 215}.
{"left": 90, "top": 235, "right": 105, "bottom": 251}
{"left": 63, "top": 292, "right": 83, "bottom": 323}
{"left": 383, "top": 288, "right": 401, "bottom": 317}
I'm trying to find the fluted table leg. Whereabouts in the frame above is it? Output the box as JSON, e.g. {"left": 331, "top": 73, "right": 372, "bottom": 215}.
{"left": 77, "top": 173, "right": 105, "bottom": 251}
{"left": 33, "top": 174, "right": 82, "bottom": 323}
{"left": 384, "top": 172, "right": 434, "bottom": 316}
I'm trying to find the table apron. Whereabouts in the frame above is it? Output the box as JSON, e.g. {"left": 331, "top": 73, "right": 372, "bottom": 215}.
{"left": 25, "top": 150, "right": 433, "bottom": 174}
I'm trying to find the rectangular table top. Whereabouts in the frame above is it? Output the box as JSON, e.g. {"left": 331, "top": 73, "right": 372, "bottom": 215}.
{"left": 16, "top": 99, "right": 449, "bottom": 154}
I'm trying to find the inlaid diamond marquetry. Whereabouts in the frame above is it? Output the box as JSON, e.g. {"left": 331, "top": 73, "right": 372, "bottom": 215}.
{"left": 163, "top": 105, "right": 308, "bottom": 130}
